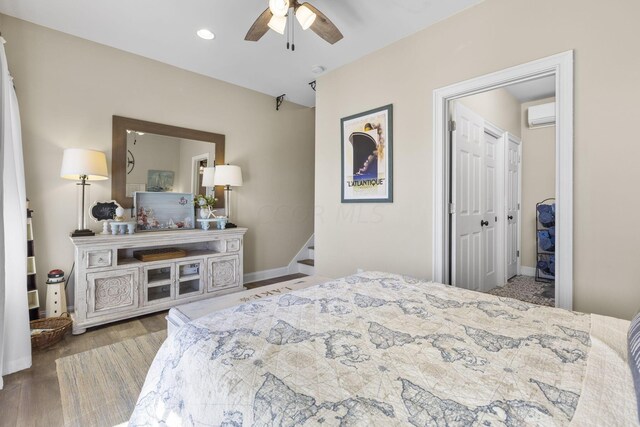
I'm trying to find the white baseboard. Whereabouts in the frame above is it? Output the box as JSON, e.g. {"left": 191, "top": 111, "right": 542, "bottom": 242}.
{"left": 520, "top": 266, "right": 536, "bottom": 277}
{"left": 287, "top": 234, "right": 314, "bottom": 274}
{"left": 243, "top": 266, "right": 291, "bottom": 285}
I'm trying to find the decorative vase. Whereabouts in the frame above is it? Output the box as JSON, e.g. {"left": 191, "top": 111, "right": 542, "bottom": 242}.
{"left": 199, "top": 208, "right": 210, "bottom": 219}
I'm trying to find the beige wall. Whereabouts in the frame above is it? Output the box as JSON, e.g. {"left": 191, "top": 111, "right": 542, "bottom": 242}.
{"left": 458, "top": 88, "right": 522, "bottom": 137}
{"left": 1, "top": 15, "right": 315, "bottom": 305}
{"left": 315, "top": 0, "right": 640, "bottom": 319}
{"left": 521, "top": 97, "right": 556, "bottom": 269}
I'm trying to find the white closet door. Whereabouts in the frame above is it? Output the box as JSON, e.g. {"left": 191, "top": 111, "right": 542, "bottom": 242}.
{"left": 482, "top": 132, "right": 499, "bottom": 290}
{"left": 506, "top": 135, "right": 521, "bottom": 279}
{"left": 452, "top": 103, "right": 484, "bottom": 291}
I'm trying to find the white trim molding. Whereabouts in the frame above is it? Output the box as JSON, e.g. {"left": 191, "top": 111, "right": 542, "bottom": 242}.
{"left": 243, "top": 266, "right": 291, "bottom": 285}
{"left": 432, "top": 50, "right": 574, "bottom": 310}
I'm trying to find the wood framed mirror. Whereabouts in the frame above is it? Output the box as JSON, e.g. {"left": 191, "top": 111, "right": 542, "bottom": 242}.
{"left": 112, "top": 116, "right": 225, "bottom": 208}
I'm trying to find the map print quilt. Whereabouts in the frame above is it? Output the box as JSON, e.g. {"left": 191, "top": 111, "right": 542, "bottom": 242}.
{"left": 130, "top": 271, "right": 591, "bottom": 426}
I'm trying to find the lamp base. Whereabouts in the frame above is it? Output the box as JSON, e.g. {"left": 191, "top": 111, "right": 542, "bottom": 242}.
{"left": 225, "top": 222, "right": 238, "bottom": 229}
{"left": 71, "top": 229, "right": 95, "bottom": 237}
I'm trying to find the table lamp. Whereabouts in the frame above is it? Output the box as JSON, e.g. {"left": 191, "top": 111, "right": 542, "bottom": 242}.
{"left": 60, "top": 148, "right": 109, "bottom": 237}
{"left": 214, "top": 165, "right": 243, "bottom": 228}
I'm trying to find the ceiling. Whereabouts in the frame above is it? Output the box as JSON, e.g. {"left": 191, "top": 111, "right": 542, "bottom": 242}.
{"left": 505, "top": 75, "right": 556, "bottom": 103}
{"left": 0, "top": 0, "right": 483, "bottom": 107}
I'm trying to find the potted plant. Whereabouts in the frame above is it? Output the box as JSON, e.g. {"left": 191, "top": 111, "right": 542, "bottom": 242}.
{"left": 194, "top": 194, "right": 217, "bottom": 219}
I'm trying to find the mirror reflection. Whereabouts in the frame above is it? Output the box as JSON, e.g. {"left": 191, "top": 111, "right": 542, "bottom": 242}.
{"left": 125, "top": 131, "right": 215, "bottom": 198}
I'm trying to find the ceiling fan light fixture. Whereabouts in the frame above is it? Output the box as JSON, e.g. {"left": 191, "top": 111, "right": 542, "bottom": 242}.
{"left": 296, "top": 5, "right": 316, "bottom": 30}
{"left": 268, "top": 15, "right": 287, "bottom": 35}
{"left": 269, "top": 0, "right": 290, "bottom": 17}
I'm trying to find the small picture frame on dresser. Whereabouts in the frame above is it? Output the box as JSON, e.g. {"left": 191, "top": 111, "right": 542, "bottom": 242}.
{"left": 90, "top": 200, "right": 122, "bottom": 222}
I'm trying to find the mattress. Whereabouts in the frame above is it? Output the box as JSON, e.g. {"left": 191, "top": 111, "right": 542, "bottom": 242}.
{"left": 129, "top": 271, "right": 638, "bottom": 426}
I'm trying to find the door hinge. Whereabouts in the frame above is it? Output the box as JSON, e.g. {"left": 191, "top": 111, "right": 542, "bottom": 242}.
{"left": 517, "top": 203, "right": 520, "bottom": 210}
{"left": 448, "top": 120, "right": 457, "bottom": 132}
{"left": 449, "top": 202, "right": 455, "bottom": 214}
{"left": 517, "top": 250, "right": 520, "bottom": 257}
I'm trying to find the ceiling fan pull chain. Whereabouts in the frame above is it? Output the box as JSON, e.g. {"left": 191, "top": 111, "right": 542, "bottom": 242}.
{"left": 286, "top": 11, "right": 291, "bottom": 50}
{"left": 292, "top": 16, "right": 295, "bottom": 51}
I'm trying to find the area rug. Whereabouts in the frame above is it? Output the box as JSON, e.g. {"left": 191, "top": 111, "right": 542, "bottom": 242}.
{"left": 56, "top": 330, "right": 166, "bottom": 427}
{"left": 485, "top": 275, "right": 555, "bottom": 307}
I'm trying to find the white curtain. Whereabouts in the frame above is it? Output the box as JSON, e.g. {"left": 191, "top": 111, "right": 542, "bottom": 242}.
{"left": 0, "top": 36, "right": 31, "bottom": 389}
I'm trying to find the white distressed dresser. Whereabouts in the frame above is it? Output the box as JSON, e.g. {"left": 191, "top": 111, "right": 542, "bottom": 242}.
{"left": 69, "top": 228, "right": 247, "bottom": 334}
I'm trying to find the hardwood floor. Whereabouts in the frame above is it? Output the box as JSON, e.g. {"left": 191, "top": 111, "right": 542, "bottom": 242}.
{"left": 0, "top": 274, "right": 303, "bottom": 426}
{"left": 244, "top": 273, "right": 306, "bottom": 289}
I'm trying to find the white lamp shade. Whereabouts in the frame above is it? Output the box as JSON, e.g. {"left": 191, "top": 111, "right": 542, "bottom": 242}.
{"left": 201, "top": 167, "right": 216, "bottom": 187}
{"left": 60, "top": 148, "right": 108, "bottom": 181}
{"left": 214, "top": 165, "right": 243, "bottom": 187}
{"left": 296, "top": 4, "right": 316, "bottom": 30}
{"left": 269, "top": 0, "right": 289, "bottom": 17}
{"left": 268, "top": 14, "right": 287, "bottom": 34}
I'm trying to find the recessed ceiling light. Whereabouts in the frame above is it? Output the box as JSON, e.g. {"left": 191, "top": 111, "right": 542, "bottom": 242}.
{"left": 197, "top": 29, "right": 215, "bottom": 40}
{"left": 311, "top": 65, "right": 326, "bottom": 75}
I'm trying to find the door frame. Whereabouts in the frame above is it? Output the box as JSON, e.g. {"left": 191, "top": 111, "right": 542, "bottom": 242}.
{"left": 432, "top": 50, "right": 573, "bottom": 310}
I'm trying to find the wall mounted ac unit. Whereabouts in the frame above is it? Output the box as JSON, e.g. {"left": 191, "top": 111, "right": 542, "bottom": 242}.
{"left": 528, "top": 102, "right": 556, "bottom": 128}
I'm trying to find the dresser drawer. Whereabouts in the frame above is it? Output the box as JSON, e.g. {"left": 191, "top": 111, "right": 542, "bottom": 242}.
{"left": 227, "top": 239, "right": 240, "bottom": 252}
{"left": 86, "top": 250, "right": 112, "bottom": 269}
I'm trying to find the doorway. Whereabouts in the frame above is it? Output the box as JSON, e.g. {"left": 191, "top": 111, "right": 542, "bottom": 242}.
{"left": 191, "top": 154, "right": 210, "bottom": 196}
{"left": 433, "top": 51, "right": 573, "bottom": 310}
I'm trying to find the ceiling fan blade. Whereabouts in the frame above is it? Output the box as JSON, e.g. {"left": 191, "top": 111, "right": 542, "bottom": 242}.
{"left": 302, "top": 2, "right": 343, "bottom": 45}
{"left": 245, "top": 8, "right": 272, "bottom": 42}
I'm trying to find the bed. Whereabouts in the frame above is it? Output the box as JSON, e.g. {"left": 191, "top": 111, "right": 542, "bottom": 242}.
{"left": 129, "top": 271, "right": 638, "bottom": 426}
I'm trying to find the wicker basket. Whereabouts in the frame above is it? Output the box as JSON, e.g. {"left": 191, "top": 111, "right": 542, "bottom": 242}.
{"left": 30, "top": 313, "right": 72, "bottom": 350}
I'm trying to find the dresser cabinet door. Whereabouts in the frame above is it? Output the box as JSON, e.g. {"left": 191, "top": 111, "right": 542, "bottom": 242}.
{"left": 87, "top": 268, "right": 139, "bottom": 318}
{"left": 176, "top": 260, "right": 205, "bottom": 299}
{"left": 143, "top": 263, "right": 175, "bottom": 306}
{"left": 207, "top": 255, "right": 240, "bottom": 292}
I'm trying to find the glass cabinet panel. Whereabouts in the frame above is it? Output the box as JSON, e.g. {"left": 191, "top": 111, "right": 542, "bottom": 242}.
{"left": 146, "top": 265, "right": 173, "bottom": 285}
{"left": 178, "top": 279, "right": 201, "bottom": 296}
{"left": 147, "top": 284, "right": 172, "bottom": 302}
{"left": 178, "top": 263, "right": 201, "bottom": 279}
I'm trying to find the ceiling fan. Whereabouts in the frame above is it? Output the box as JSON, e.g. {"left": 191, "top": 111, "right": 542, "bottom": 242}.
{"left": 245, "top": 0, "right": 343, "bottom": 47}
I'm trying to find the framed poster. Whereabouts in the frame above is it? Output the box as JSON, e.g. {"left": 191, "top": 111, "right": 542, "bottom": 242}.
{"left": 341, "top": 104, "right": 393, "bottom": 203}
